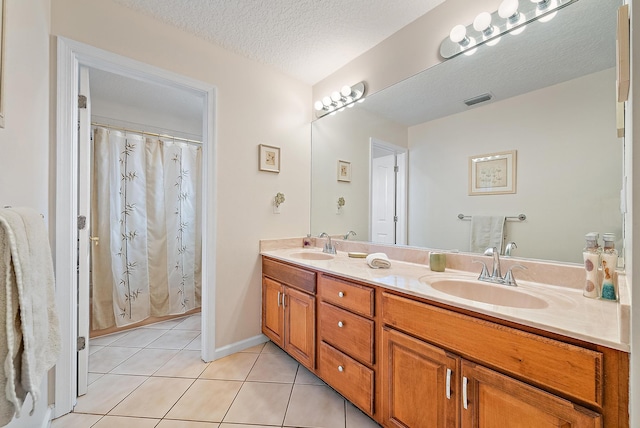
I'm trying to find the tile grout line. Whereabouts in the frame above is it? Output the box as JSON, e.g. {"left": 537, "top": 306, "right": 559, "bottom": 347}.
{"left": 217, "top": 341, "right": 268, "bottom": 426}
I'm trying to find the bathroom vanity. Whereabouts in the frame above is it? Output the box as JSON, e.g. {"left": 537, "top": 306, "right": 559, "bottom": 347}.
{"left": 261, "top": 243, "right": 629, "bottom": 428}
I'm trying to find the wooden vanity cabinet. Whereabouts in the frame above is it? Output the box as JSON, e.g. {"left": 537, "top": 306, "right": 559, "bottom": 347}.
{"left": 317, "top": 274, "right": 376, "bottom": 416}
{"left": 461, "top": 360, "right": 601, "bottom": 427}
{"left": 382, "top": 327, "right": 459, "bottom": 428}
{"left": 381, "top": 291, "right": 616, "bottom": 428}
{"left": 261, "top": 258, "right": 316, "bottom": 369}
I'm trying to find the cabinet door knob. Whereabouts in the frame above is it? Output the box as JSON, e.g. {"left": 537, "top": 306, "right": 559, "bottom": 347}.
{"left": 337, "top": 321, "right": 344, "bottom": 328}
{"left": 338, "top": 291, "right": 345, "bottom": 298}
{"left": 338, "top": 365, "right": 344, "bottom": 372}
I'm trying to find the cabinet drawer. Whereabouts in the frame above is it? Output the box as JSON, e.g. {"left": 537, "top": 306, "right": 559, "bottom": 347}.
{"left": 319, "top": 275, "right": 374, "bottom": 317}
{"left": 262, "top": 257, "right": 316, "bottom": 294}
{"left": 381, "top": 292, "right": 603, "bottom": 408}
{"left": 318, "top": 341, "right": 374, "bottom": 415}
{"left": 319, "top": 302, "right": 374, "bottom": 365}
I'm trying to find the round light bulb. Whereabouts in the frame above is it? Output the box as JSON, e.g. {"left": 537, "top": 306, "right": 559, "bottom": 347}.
{"left": 322, "top": 96, "right": 332, "bottom": 107}
{"left": 538, "top": 10, "right": 557, "bottom": 22}
{"left": 340, "top": 85, "right": 351, "bottom": 97}
{"left": 449, "top": 25, "right": 468, "bottom": 44}
{"left": 530, "top": 0, "right": 549, "bottom": 8}
{"left": 498, "top": 0, "right": 519, "bottom": 20}
{"left": 464, "top": 46, "right": 478, "bottom": 56}
{"left": 510, "top": 22, "right": 526, "bottom": 35}
{"left": 314, "top": 100, "right": 324, "bottom": 111}
{"left": 473, "top": 12, "right": 492, "bottom": 33}
{"left": 331, "top": 91, "right": 341, "bottom": 102}
{"left": 486, "top": 36, "right": 501, "bottom": 46}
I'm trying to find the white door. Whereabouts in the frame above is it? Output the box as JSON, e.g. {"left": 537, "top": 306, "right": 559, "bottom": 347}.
{"left": 77, "top": 66, "right": 91, "bottom": 397}
{"left": 371, "top": 154, "right": 396, "bottom": 244}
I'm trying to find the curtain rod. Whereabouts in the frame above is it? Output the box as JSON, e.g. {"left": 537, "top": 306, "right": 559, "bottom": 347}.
{"left": 91, "top": 122, "right": 202, "bottom": 145}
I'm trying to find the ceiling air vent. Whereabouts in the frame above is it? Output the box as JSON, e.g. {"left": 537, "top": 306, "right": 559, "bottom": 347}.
{"left": 464, "top": 93, "right": 493, "bottom": 106}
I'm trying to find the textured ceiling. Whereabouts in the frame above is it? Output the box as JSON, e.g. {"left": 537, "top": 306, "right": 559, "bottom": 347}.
{"left": 112, "top": 0, "right": 446, "bottom": 84}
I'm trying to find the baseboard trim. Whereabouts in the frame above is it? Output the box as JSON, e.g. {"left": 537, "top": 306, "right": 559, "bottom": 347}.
{"left": 213, "top": 334, "right": 269, "bottom": 360}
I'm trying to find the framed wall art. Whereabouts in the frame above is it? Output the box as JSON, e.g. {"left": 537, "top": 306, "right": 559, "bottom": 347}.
{"left": 469, "top": 150, "right": 516, "bottom": 195}
{"left": 258, "top": 144, "right": 280, "bottom": 173}
{"left": 337, "top": 160, "right": 351, "bottom": 182}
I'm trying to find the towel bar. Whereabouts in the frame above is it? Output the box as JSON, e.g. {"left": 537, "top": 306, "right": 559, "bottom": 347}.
{"left": 458, "top": 213, "right": 526, "bottom": 221}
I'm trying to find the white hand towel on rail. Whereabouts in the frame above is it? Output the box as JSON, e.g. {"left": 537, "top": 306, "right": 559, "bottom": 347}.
{"left": 366, "top": 252, "right": 391, "bottom": 269}
{"left": 470, "top": 215, "right": 506, "bottom": 254}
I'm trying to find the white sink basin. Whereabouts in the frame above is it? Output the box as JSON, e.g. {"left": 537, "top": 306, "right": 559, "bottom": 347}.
{"left": 427, "top": 279, "right": 548, "bottom": 309}
{"left": 289, "top": 251, "right": 335, "bottom": 261}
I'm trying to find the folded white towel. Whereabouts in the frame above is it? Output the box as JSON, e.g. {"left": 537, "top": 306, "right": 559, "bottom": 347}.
{"left": 366, "top": 252, "right": 391, "bottom": 269}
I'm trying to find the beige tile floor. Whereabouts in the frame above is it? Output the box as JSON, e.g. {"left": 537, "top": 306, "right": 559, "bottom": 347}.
{"left": 52, "top": 314, "right": 380, "bottom": 428}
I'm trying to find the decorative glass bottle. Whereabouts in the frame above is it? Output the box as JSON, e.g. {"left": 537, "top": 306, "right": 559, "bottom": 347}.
{"left": 582, "top": 233, "right": 600, "bottom": 298}
{"left": 600, "top": 233, "right": 618, "bottom": 301}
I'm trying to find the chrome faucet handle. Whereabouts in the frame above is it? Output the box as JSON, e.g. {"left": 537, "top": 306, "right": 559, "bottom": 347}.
{"left": 344, "top": 230, "right": 357, "bottom": 240}
{"left": 504, "top": 241, "right": 517, "bottom": 257}
{"left": 472, "top": 260, "right": 490, "bottom": 280}
{"left": 503, "top": 264, "right": 527, "bottom": 287}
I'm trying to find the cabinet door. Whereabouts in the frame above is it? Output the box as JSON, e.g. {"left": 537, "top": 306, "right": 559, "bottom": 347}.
{"left": 284, "top": 286, "right": 315, "bottom": 369}
{"left": 382, "top": 327, "right": 459, "bottom": 428}
{"left": 461, "top": 361, "right": 602, "bottom": 428}
{"left": 262, "top": 277, "right": 284, "bottom": 347}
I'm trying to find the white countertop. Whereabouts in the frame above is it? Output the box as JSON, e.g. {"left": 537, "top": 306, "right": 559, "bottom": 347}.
{"left": 261, "top": 247, "right": 630, "bottom": 352}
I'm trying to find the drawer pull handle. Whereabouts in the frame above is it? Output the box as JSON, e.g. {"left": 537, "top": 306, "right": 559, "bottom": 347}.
{"left": 277, "top": 291, "right": 282, "bottom": 307}
{"left": 338, "top": 365, "right": 344, "bottom": 372}
{"left": 338, "top": 321, "right": 344, "bottom": 328}
{"left": 446, "top": 368, "right": 452, "bottom": 400}
{"left": 338, "top": 291, "right": 345, "bottom": 298}
{"left": 462, "top": 376, "right": 469, "bottom": 410}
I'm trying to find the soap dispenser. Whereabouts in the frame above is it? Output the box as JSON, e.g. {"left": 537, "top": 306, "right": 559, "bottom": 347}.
{"left": 582, "top": 233, "right": 600, "bottom": 298}
{"left": 600, "top": 233, "right": 618, "bottom": 301}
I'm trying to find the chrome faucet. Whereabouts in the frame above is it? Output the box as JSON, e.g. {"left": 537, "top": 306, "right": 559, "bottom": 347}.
{"left": 484, "top": 247, "right": 502, "bottom": 280}
{"left": 504, "top": 241, "right": 517, "bottom": 257}
{"left": 344, "top": 230, "right": 357, "bottom": 240}
{"left": 319, "top": 232, "right": 336, "bottom": 254}
{"left": 474, "top": 246, "right": 526, "bottom": 286}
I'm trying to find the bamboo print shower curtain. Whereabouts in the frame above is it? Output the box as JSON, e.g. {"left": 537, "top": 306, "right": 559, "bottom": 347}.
{"left": 91, "top": 127, "right": 202, "bottom": 329}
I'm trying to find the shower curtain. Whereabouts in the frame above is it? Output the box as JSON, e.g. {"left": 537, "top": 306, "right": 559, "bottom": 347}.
{"left": 91, "top": 127, "right": 202, "bottom": 329}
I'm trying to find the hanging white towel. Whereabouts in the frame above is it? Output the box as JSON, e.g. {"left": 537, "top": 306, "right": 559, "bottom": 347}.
{"left": 0, "top": 207, "right": 61, "bottom": 424}
{"left": 470, "top": 216, "right": 506, "bottom": 254}
{"left": 366, "top": 252, "right": 391, "bottom": 269}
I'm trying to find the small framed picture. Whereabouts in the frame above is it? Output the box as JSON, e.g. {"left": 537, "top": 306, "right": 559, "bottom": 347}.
{"left": 259, "top": 144, "right": 280, "bottom": 173}
{"left": 337, "top": 160, "right": 351, "bottom": 182}
{"left": 469, "top": 150, "right": 516, "bottom": 195}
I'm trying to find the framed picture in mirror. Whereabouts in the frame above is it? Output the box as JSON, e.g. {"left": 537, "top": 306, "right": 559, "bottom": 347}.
{"left": 469, "top": 150, "right": 516, "bottom": 195}
{"left": 337, "top": 160, "right": 351, "bottom": 182}
{"left": 258, "top": 144, "right": 280, "bottom": 173}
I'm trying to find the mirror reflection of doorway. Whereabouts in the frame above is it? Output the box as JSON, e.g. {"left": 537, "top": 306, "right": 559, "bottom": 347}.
{"left": 370, "top": 138, "right": 407, "bottom": 245}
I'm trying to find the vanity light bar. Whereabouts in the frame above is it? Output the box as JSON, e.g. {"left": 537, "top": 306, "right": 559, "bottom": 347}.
{"left": 440, "top": 0, "right": 578, "bottom": 59}
{"left": 314, "top": 82, "right": 366, "bottom": 118}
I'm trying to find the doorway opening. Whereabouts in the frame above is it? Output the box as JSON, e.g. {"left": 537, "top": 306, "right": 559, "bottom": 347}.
{"left": 369, "top": 138, "right": 407, "bottom": 245}
{"left": 55, "top": 37, "right": 216, "bottom": 418}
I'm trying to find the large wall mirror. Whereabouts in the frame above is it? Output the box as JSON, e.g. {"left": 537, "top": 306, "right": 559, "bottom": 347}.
{"left": 311, "top": 0, "right": 623, "bottom": 264}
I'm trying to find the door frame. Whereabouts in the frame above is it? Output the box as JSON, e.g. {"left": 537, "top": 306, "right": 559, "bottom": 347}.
{"left": 369, "top": 138, "right": 408, "bottom": 244}
{"left": 54, "top": 37, "right": 217, "bottom": 418}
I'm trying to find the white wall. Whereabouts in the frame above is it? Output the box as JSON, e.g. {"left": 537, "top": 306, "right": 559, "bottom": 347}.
{"left": 408, "top": 68, "right": 621, "bottom": 263}
{"left": 311, "top": 108, "right": 407, "bottom": 239}
{"left": 51, "top": 0, "right": 312, "bottom": 350}
{"left": 0, "top": 0, "right": 53, "bottom": 426}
